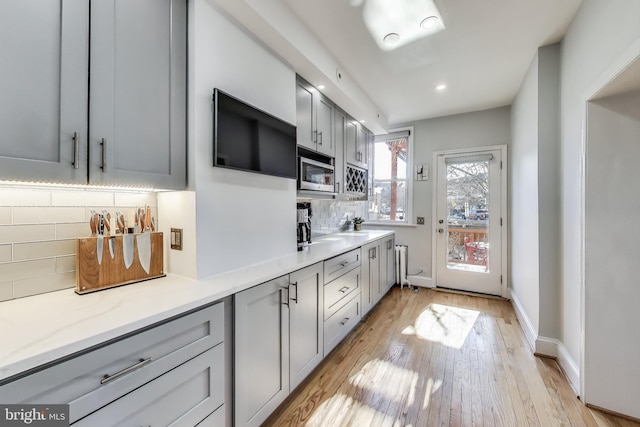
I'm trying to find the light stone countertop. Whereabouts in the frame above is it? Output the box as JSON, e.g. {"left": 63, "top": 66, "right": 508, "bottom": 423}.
{"left": 0, "top": 229, "right": 394, "bottom": 382}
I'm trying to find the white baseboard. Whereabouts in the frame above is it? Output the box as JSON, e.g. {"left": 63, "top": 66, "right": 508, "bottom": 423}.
{"left": 406, "top": 274, "right": 434, "bottom": 288}
{"left": 509, "top": 289, "right": 580, "bottom": 395}
{"left": 509, "top": 289, "right": 536, "bottom": 351}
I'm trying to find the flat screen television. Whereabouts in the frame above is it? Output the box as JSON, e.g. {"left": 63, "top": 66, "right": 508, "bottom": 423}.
{"left": 213, "top": 88, "right": 297, "bottom": 179}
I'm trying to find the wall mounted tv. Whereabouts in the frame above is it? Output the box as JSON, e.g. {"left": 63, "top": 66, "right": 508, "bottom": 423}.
{"left": 213, "top": 88, "right": 297, "bottom": 179}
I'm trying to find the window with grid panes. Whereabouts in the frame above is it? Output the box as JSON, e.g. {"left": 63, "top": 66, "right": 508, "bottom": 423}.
{"left": 368, "top": 129, "right": 411, "bottom": 223}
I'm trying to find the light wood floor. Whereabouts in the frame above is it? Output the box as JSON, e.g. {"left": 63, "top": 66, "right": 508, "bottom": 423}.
{"left": 265, "top": 287, "right": 640, "bottom": 427}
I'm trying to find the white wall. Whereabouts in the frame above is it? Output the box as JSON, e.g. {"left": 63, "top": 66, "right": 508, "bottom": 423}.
{"left": 537, "top": 44, "right": 561, "bottom": 339}
{"left": 584, "top": 91, "right": 640, "bottom": 417}
{"left": 510, "top": 52, "right": 540, "bottom": 338}
{"left": 188, "top": 0, "right": 297, "bottom": 279}
{"left": 378, "top": 107, "right": 511, "bottom": 277}
{"left": 560, "top": 0, "right": 640, "bottom": 368}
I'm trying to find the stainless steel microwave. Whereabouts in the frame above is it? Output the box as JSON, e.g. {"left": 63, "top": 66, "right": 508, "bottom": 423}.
{"left": 298, "top": 157, "right": 335, "bottom": 192}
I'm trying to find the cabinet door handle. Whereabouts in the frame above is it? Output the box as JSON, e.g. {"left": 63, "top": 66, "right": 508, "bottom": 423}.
{"left": 100, "top": 138, "right": 107, "bottom": 171}
{"left": 387, "top": 241, "right": 393, "bottom": 250}
{"left": 72, "top": 131, "right": 80, "bottom": 169}
{"left": 101, "top": 358, "right": 152, "bottom": 384}
{"left": 340, "top": 317, "right": 350, "bottom": 326}
{"left": 280, "top": 288, "right": 289, "bottom": 307}
{"left": 290, "top": 282, "right": 298, "bottom": 304}
{"left": 340, "top": 261, "right": 350, "bottom": 267}
{"left": 313, "top": 130, "right": 318, "bottom": 144}
{"left": 338, "top": 286, "right": 350, "bottom": 293}
{"left": 318, "top": 131, "right": 323, "bottom": 146}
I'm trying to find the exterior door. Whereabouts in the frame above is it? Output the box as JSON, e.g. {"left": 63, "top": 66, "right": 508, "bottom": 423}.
{"left": 434, "top": 147, "right": 506, "bottom": 296}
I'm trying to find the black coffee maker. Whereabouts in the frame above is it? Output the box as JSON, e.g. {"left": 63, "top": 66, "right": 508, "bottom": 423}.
{"left": 297, "top": 202, "right": 312, "bottom": 251}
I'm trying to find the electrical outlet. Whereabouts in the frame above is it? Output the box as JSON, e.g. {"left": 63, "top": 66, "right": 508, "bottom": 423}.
{"left": 171, "top": 228, "right": 183, "bottom": 250}
{"left": 417, "top": 217, "right": 425, "bottom": 225}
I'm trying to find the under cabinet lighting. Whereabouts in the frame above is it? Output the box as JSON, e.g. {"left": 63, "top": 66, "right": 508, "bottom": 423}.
{"left": 317, "top": 84, "right": 326, "bottom": 90}
{"left": 435, "top": 84, "right": 447, "bottom": 91}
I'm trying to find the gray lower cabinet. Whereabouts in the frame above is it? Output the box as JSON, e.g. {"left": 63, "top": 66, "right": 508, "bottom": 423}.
{"left": 74, "top": 344, "right": 224, "bottom": 427}
{"left": 361, "top": 240, "right": 381, "bottom": 315}
{"left": 289, "top": 263, "right": 324, "bottom": 390}
{"left": 323, "top": 250, "right": 362, "bottom": 355}
{"left": 362, "top": 237, "right": 394, "bottom": 317}
{"left": 0, "top": 303, "right": 225, "bottom": 425}
{"left": 0, "top": 0, "right": 186, "bottom": 189}
{"left": 381, "top": 236, "right": 396, "bottom": 294}
{"left": 235, "top": 262, "right": 323, "bottom": 427}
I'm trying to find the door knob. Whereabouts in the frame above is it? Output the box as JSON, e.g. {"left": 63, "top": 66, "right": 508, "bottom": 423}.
{"left": 438, "top": 228, "right": 444, "bottom": 233}
{"left": 438, "top": 219, "right": 444, "bottom": 224}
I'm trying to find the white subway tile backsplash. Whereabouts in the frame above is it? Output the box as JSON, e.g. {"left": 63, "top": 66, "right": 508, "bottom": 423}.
{"left": 56, "top": 223, "right": 91, "bottom": 240}
{"left": 13, "top": 272, "right": 76, "bottom": 299}
{"left": 0, "top": 225, "right": 56, "bottom": 244}
{"left": 13, "top": 207, "right": 86, "bottom": 224}
{"left": 52, "top": 190, "right": 114, "bottom": 207}
{"left": 0, "top": 207, "right": 10, "bottom": 224}
{"left": 14, "top": 240, "right": 76, "bottom": 261}
{"left": 114, "top": 192, "right": 157, "bottom": 208}
{"left": 0, "top": 258, "right": 55, "bottom": 281}
{"left": 0, "top": 185, "right": 158, "bottom": 301}
{"left": 0, "top": 244, "right": 11, "bottom": 262}
{"left": 56, "top": 255, "right": 76, "bottom": 273}
{"left": 0, "top": 188, "right": 52, "bottom": 206}
{"left": 0, "top": 281, "right": 12, "bottom": 302}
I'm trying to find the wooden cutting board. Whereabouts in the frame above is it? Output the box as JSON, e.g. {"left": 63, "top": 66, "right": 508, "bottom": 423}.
{"left": 76, "top": 232, "right": 164, "bottom": 294}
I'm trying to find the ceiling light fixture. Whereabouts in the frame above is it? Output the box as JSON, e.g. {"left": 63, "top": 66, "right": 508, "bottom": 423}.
{"left": 420, "top": 16, "right": 439, "bottom": 30}
{"left": 383, "top": 33, "right": 400, "bottom": 45}
{"left": 360, "top": 120, "right": 366, "bottom": 123}
{"left": 435, "top": 84, "right": 447, "bottom": 91}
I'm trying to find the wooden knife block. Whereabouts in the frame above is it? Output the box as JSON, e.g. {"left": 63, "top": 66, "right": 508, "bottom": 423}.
{"left": 76, "top": 232, "right": 165, "bottom": 294}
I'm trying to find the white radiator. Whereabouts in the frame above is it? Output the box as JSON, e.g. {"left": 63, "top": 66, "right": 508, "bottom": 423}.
{"left": 394, "top": 245, "right": 410, "bottom": 288}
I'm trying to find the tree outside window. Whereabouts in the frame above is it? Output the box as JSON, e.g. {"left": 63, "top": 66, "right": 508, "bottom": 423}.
{"left": 368, "top": 136, "right": 409, "bottom": 223}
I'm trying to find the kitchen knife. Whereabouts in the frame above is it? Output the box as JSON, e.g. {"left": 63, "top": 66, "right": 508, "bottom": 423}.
{"left": 102, "top": 210, "right": 111, "bottom": 234}
{"left": 89, "top": 210, "right": 97, "bottom": 236}
{"left": 123, "top": 233, "right": 134, "bottom": 269}
{"left": 136, "top": 232, "right": 151, "bottom": 274}
{"left": 96, "top": 234, "right": 104, "bottom": 265}
{"left": 145, "top": 204, "right": 151, "bottom": 231}
{"left": 115, "top": 211, "right": 125, "bottom": 234}
{"left": 108, "top": 236, "right": 116, "bottom": 259}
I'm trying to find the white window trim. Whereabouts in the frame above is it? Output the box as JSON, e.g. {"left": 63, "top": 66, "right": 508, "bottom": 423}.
{"left": 367, "top": 126, "right": 414, "bottom": 225}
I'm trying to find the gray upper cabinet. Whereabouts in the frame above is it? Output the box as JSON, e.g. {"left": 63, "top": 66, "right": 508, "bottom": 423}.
{"left": 346, "top": 119, "right": 370, "bottom": 169}
{"left": 0, "top": 0, "right": 186, "bottom": 189}
{"left": 90, "top": 0, "right": 186, "bottom": 189}
{"left": 333, "top": 108, "right": 347, "bottom": 194}
{"left": 296, "top": 76, "right": 334, "bottom": 157}
{"left": 0, "top": 0, "right": 89, "bottom": 184}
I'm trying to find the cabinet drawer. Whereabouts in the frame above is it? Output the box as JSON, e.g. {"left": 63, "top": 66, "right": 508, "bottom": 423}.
{"left": 74, "top": 343, "right": 224, "bottom": 426}
{"left": 324, "top": 295, "right": 360, "bottom": 356}
{"left": 324, "top": 248, "right": 361, "bottom": 284}
{"left": 0, "top": 302, "right": 224, "bottom": 424}
{"left": 324, "top": 267, "right": 360, "bottom": 320}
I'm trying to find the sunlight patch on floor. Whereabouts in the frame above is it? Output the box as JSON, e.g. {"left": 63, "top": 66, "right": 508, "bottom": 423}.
{"left": 402, "top": 303, "right": 480, "bottom": 349}
{"left": 348, "top": 358, "right": 419, "bottom": 406}
{"left": 307, "top": 393, "right": 404, "bottom": 427}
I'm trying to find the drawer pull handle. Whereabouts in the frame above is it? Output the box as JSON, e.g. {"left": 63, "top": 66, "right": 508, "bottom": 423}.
{"left": 340, "top": 317, "right": 350, "bottom": 326}
{"left": 101, "top": 358, "right": 152, "bottom": 384}
{"left": 290, "top": 282, "right": 299, "bottom": 304}
{"left": 340, "top": 261, "right": 350, "bottom": 267}
{"left": 338, "top": 286, "right": 350, "bottom": 293}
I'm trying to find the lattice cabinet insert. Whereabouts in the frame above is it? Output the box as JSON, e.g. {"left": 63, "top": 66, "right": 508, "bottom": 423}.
{"left": 346, "top": 165, "right": 367, "bottom": 196}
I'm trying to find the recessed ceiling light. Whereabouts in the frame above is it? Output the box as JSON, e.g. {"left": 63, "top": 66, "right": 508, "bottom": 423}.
{"left": 420, "top": 16, "right": 439, "bottom": 30}
{"left": 435, "top": 84, "right": 447, "bottom": 91}
{"left": 383, "top": 33, "right": 400, "bottom": 45}
{"left": 360, "top": 120, "right": 366, "bottom": 123}
{"left": 317, "top": 84, "right": 325, "bottom": 90}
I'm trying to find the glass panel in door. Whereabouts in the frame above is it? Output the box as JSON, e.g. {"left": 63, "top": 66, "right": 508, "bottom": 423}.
{"left": 435, "top": 149, "right": 503, "bottom": 296}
